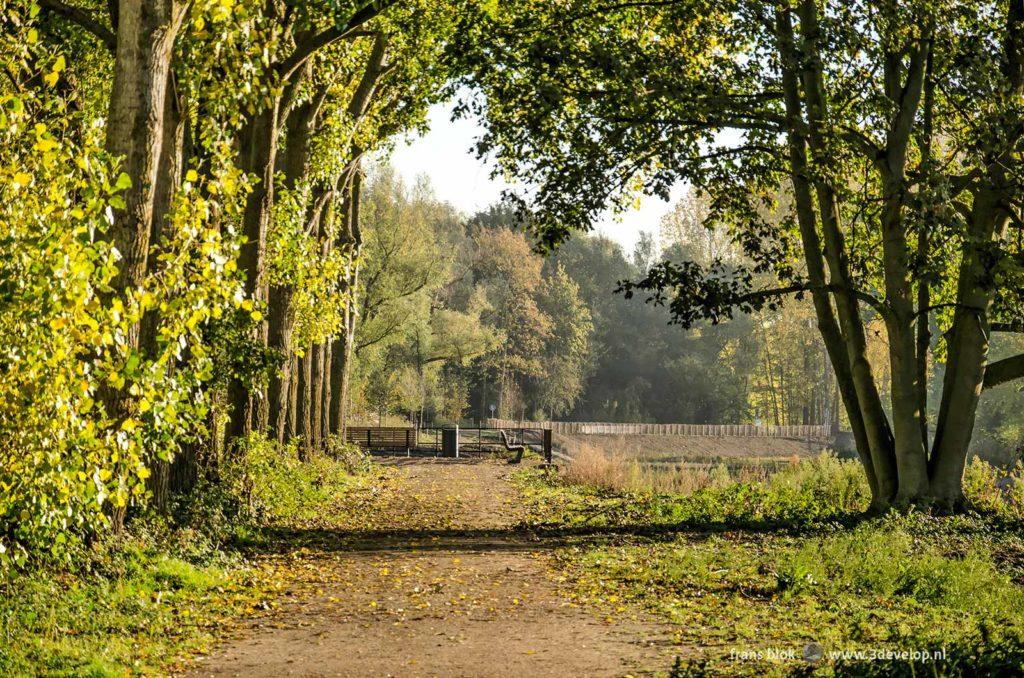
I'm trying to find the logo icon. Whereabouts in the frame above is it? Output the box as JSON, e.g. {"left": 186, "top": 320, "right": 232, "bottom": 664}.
{"left": 803, "top": 642, "right": 825, "bottom": 664}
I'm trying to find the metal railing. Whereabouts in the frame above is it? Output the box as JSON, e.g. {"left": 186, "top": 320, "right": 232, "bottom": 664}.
{"left": 348, "top": 424, "right": 554, "bottom": 463}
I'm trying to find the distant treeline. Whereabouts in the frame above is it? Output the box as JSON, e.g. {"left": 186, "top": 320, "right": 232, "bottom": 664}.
{"left": 351, "top": 181, "right": 1023, "bottom": 465}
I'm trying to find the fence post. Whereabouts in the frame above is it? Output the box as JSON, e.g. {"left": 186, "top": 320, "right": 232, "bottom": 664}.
{"left": 543, "top": 428, "right": 552, "bottom": 464}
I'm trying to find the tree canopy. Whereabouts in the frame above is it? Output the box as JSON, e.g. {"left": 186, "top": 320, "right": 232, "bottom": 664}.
{"left": 454, "top": 0, "right": 1024, "bottom": 508}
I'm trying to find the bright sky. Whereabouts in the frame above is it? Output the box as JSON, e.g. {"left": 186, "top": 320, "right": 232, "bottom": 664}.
{"left": 388, "top": 100, "right": 688, "bottom": 253}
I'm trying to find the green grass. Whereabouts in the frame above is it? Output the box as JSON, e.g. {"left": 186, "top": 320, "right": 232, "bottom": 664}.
{"left": 0, "top": 436, "right": 373, "bottom": 676}
{"left": 518, "top": 456, "right": 1024, "bottom": 676}
{"left": 0, "top": 544, "right": 261, "bottom": 676}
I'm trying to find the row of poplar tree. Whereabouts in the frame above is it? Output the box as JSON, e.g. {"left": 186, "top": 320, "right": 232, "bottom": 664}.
{"left": 0, "top": 0, "right": 491, "bottom": 567}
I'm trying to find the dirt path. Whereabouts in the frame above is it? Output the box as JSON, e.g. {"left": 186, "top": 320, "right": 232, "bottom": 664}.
{"left": 185, "top": 458, "right": 679, "bottom": 677}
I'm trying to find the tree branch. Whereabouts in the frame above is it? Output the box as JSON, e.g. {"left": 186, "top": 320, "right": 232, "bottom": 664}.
{"left": 984, "top": 353, "right": 1024, "bottom": 389}
{"left": 839, "top": 126, "right": 883, "bottom": 162}
{"left": 356, "top": 320, "right": 403, "bottom": 354}
{"left": 38, "top": 0, "right": 116, "bottom": 51}
{"left": 277, "top": 2, "right": 395, "bottom": 82}
{"left": 304, "top": 189, "right": 333, "bottom": 236}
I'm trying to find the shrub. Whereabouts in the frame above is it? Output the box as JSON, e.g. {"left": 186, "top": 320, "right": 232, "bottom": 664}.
{"left": 219, "top": 434, "right": 367, "bottom": 526}
{"left": 650, "top": 454, "right": 870, "bottom": 525}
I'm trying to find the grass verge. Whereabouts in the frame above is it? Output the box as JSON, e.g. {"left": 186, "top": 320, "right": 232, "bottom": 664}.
{"left": 515, "top": 455, "right": 1024, "bottom": 676}
{"left": 0, "top": 436, "right": 379, "bottom": 676}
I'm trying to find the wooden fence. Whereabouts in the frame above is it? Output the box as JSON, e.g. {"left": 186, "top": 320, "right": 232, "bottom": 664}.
{"left": 485, "top": 418, "right": 834, "bottom": 439}
{"left": 346, "top": 426, "right": 417, "bottom": 451}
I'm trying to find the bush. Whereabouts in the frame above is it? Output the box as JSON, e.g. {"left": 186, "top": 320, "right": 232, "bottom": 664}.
{"left": 559, "top": 450, "right": 1024, "bottom": 526}
{"left": 218, "top": 434, "right": 368, "bottom": 527}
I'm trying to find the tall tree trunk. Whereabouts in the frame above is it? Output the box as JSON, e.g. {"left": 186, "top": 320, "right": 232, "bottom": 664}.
{"left": 142, "top": 69, "right": 186, "bottom": 512}
{"left": 930, "top": 189, "right": 1011, "bottom": 503}
{"left": 328, "top": 167, "right": 360, "bottom": 438}
{"left": 929, "top": 2, "right": 1024, "bottom": 506}
{"left": 100, "top": 0, "right": 182, "bottom": 427}
{"left": 775, "top": 5, "right": 883, "bottom": 505}
{"left": 311, "top": 343, "right": 326, "bottom": 450}
{"left": 795, "top": 0, "right": 899, "bottom": 504}
{"left": 100, "top": 0, "right": 184, "bottom": 528}
{"left": 226, "top": 103, "right": 282, "bottom": 444}
{"left": 876, "top": 27, "right": 931, "bottom": 504}
{"left": 321, "top": 343, "right": 333, "bottom": 447}
{"left": 103, "top": 0, "right": 181, "bottom": 317}
{"left": 288, "top": 352, "right": 299, "bottom": 440}
{"left": 916, "top": 47, "right": 936, "bottom": 449}
{"left": 267, "top": 92, "right": 324, "bottom": 445}
{"left": 331, "top": 284, "right": 361, "bottom": 438}
{"left": 267, "top": 284, "right": 296, "bottom": 445}
{"left": 297, "top": 352, "right": 313, "bottom": 460}
{"left": 326, "top": 37, "right": 388, "bottom": 440}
